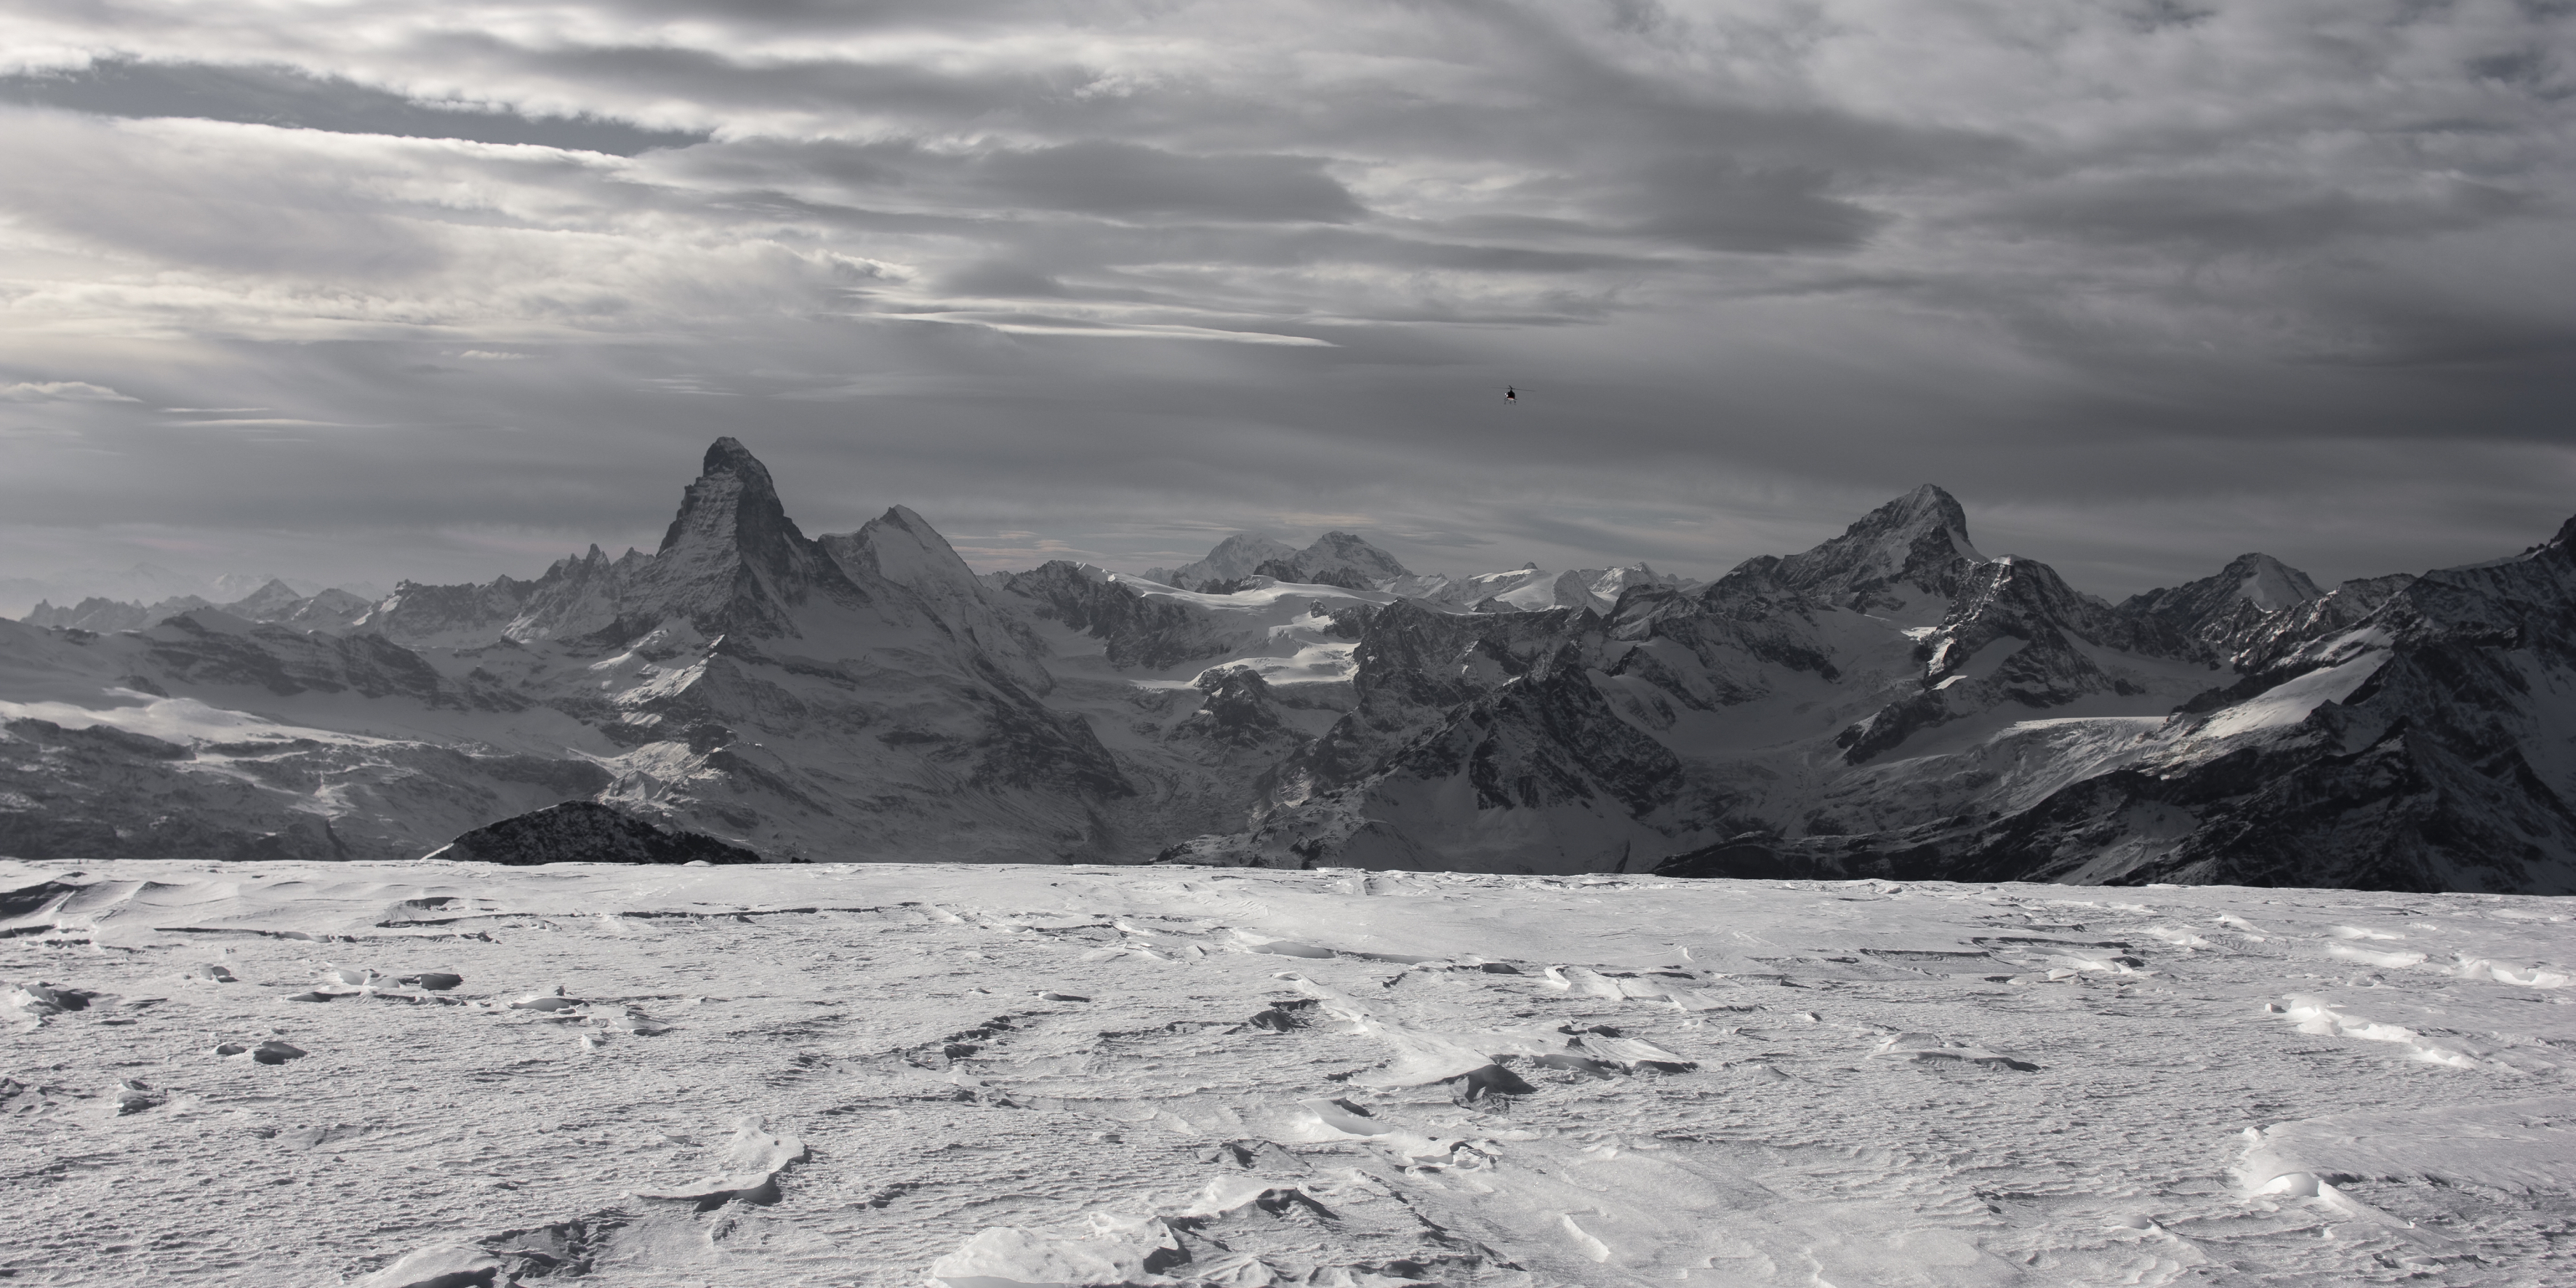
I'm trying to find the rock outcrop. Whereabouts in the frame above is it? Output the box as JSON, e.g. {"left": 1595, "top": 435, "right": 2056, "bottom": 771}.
{"left": 431, "top": 801, "right": 761, "bottom": 865}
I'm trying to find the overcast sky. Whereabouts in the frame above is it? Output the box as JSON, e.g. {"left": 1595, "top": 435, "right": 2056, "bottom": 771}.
{"left": 2, "top": 0, "right": 2571, "bottom": 604}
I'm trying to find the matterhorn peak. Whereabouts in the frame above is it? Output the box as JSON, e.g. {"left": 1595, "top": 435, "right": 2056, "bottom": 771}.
{"left": 659, "top": 436, "right": 798, "bottom": 561}
{"left": 614, "top": 438, "right": 867, "bottom": 639}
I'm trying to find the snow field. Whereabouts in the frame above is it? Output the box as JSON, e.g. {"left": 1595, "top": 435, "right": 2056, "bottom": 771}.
{"left": 3, "top": 861, "right": 2573, "bottom": 1286}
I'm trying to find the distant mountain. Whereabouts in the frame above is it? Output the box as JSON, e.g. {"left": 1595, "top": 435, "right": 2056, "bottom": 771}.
{"left": 23, "top": 578, "right": 375, "bottom": 634}
{"left": 1145, "top": 531, "right": 1411, "bottom": 592}
{"left": 2118, "top": 553, "right": 2327, "bottom": 660}
{"left": 5, "top": 447, "right": 2572, "bottom": 893}
{"left": 3, "top": 566, "right": 380, "bottom": 621}
{"left": 1398, "top": 561, "right": 1698, "bottom": 614}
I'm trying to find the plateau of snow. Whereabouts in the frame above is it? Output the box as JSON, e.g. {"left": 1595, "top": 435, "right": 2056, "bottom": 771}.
{"left": 6, "top": 858, "right": 2573, "bottom": 1286}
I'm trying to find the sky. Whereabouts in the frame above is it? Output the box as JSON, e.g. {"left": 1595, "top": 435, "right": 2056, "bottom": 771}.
{"left": 1, "top": 0, "right": 2571, "bottom": 609}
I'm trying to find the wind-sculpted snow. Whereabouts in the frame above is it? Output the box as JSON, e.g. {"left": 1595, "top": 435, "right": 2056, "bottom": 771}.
{"left": 5, "top": 859, "right": 2572, "bottom": 1285}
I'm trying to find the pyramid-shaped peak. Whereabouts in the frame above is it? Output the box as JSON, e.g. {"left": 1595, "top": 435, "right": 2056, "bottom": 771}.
{"left": 2218, "top": 553, "right": 2324, "bottom": 612}
{"left": 661, "top": 439, "right": 793, "bottom": 558}
{"left": 1767, "top": 484, "right": 1985, "bottom": 611}
{"left": 614, "top": 437, "right": 871, "bottom": 639}
{"left": 1871, "top": 484, "right": 1969, "bottom": 532}
{"left": 222, "top": 577, "right": 308, "bottom": 615}
{"left": 701, "top": 436, "right": 769, "bottom": 479}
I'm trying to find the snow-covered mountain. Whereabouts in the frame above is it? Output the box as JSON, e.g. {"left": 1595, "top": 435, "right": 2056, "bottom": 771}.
{"left": 1160, "top": 487, "right": 2576, "bottom": 893}
{"left": 7, "top": 444, "right": 2575, "bottom": 892}
{"left": 23, "top": 579, "right": 376, "bottom": 635}
{"left": 1143, "top": 531, "right": 1412, "bottom": 593}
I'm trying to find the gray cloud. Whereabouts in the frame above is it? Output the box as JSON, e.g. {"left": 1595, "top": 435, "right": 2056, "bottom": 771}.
{"left": 0, "top": 58, "right": 707, "bottom": 155}
{"left": 0, "top": 0, "right": 2568, "bottom": 603}
{"left": 1626, "top": 155, "right": 1884, "bottom": 252}
{"left": 1989, "top": 172, "right": 2537, "bottom": 252}
{"left": 975, "top": 141, "right": 1363, "bottom": 222}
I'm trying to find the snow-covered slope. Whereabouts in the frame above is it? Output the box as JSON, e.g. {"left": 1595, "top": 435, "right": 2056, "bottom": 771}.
{"left": 7, "top": 857, "right": 2573, "bottom": 1286}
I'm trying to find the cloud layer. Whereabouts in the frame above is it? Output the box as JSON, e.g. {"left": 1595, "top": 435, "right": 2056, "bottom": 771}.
{"left": 1, "top": 0, "right": 2569, "bottom": 595}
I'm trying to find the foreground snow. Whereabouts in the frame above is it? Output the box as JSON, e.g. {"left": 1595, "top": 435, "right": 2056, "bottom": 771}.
{"left": 4, "top": 860, "right": 2572, "bottom": 1286}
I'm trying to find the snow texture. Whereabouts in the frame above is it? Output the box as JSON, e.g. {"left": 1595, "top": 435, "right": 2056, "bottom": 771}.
{"left": 4, "top": 858, "right": 2572, "bottom": 1285}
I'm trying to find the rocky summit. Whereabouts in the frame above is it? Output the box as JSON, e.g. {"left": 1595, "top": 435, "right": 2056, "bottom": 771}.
{"left": 7, "top": 441, "right": 2575, "bottom": 893}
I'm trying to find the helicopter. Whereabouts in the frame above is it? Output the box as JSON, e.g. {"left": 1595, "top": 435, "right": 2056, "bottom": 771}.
{"left": 1504, "top": 385, "right": 1518, "bottom": 402}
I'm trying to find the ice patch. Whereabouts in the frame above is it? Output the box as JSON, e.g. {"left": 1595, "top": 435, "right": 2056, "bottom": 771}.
{"left": 2324, "top": 943, "right": 2427, "bottom": 969}
{"left": 2272, "top": 995, "right": 2485, "bottom": 1069}
{"left": 2453, "top": 956, "right": 2576, "bottom": 988}
{"left": 0, "top": 693, "right": 387, "bottom": 749}
{"left": 2196, "top": 645, "right": 2385, "bottom": 740}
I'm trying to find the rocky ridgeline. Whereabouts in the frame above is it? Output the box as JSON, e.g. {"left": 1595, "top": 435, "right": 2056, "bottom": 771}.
{"left": 7, "top": 440, "right": 2573, "bottom": 892}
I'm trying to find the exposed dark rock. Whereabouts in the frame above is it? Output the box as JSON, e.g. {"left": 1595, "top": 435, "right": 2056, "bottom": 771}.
{"left": 1181, "top": 666, "right": 1294, "bottom": 748}
{"left": 998, "top": 561, "right": 1237, "bottom": 670}
{"left": 1763, "top": 484, "right": 1985, "bottom": 612}
{"left": 2117, "top": 553, "right": 2324, "bottom": 661}
{"left": 433, "top": 801, "right": 763, "bottom": 865}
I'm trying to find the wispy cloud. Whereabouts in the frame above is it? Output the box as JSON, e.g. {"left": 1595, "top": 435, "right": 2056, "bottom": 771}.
{"left": 1, "top": 380, "right": 138, "bottom": 402}
{"left": 0, "top": 0, "right": 2566, "bottom": 596}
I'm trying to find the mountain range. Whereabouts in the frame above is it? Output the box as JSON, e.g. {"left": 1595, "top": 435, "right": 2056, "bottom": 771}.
{"left": 4, "top": 439, "right": 2571, "bottom": 893}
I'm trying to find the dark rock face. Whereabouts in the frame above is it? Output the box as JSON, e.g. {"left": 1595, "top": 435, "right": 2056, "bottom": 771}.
{"left": 2232, "top": 573, "right": 2417, "bottom": 673}
{"left": 1251, "top": 559, "right": 1373, "bottom": 592}
{"left": 434, "top": 801, "right": 762, "bottom": 865}
{"left": 1184, "top": 666, "right": 1295, "bottom": 748}
{"left": 1284, "top": 599, "right": 1588, "bottom": 794}
{"left": 1654, "top": 518, "right": 2576, "bottom": 893}
{"left": 1839, "top": 556, "right": 2206, "bottom": 764}
{"left": 367, "top": 573, "right": 537, "bottom": 644}
{"left": 0, "top": 708, "right": 613, "bottom": 863}
{"left": 369, "top": 438, "right": 873, "bottom": 647}
{"left": 141, "top": 612, "right": 525, "bottom": 711}
{"left": 1293, "top": 532, "right": 1411, "bottom": 585}
{"left": 1608, "top": 578, "right": 1839, "bottom": 709}
{"left": 1385, "top": 643, "right": 1682, "bottom": 816}
{"left": 998, "top": 561, "right": 1237, "bottom": 671}
{"left": 1765, "top": 484, "right": 1984, "bottom": 611}
{"left": 628, "top": 437, "right": 872, "bottom": 641}
{"left": 2118, "top": 553, "right": 2325, "bottom": 660}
